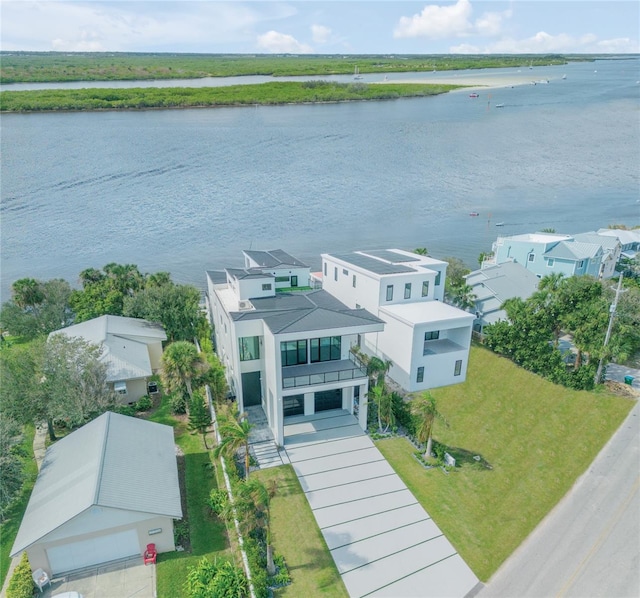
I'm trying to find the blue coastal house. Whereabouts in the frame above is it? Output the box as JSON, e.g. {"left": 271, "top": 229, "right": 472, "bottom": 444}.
{"left": 488, "top": 232, "right": 603, "bottom": 279}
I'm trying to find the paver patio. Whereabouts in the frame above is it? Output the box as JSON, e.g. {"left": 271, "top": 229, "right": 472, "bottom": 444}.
{"left": 284, "top": 410, "right": 479, "bottom": 598}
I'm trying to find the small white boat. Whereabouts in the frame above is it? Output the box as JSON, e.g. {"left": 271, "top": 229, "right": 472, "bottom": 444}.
{"left": 354, "top": 66, "right": 363, "bottom": 80}
{"left": 562, "top": 74, "right": 567, "bottom": 80}
{"left": 495, "top": 222, "right": 505, "bottom": 227}
{"left": 495, "top": 103, "right": 505, "bottom": 108}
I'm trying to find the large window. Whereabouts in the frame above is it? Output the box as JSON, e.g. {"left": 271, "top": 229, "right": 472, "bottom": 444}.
{"left": 281, "top": 340, "right": 307, "bottom": 366}
{"left": 310, "top": 336, "right": 341, "bottom": 363}
{"left": 275, "top": 276, "right": 290, "bottom": 283}
{"left": 528, "top": 253, "right": 535, "bottom": 262}
{"left": 417, "top": 367, "right": 424, "bottom": 383}
{"left": 422, "top": 281, "right": 429, "bottom": 297}
{"left": 423, "top": 330, "right": 440, "bottom": 355}
{"left": 404, "top": 283, "right": 412, "bottom": 299}
{"left": 239, "top": 336, "right": 260, "bottom": 361}
{"left": 386, "top": 285, "right": 394, "bottom": 301}
{"left": 262, "top": 283, "right": 272, "bottom": 291}
{"left": 454, "top": 360, "right": 462, "bottom": 376}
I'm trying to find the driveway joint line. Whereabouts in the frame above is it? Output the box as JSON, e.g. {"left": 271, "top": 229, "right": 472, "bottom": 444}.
{"left": 312, "top": 487, "right": 409, "bottom": 510}
{"left": 320, "top": 501, "right": 422, "bottom": 530}
{"left": 294, "top": 458, "right": 386, "bottom": 476}
{"left": 303, "top": 473, "right": 397, "bottom": 493}
{"left": 328, "top": 517, "right": 432, "bottom": 550}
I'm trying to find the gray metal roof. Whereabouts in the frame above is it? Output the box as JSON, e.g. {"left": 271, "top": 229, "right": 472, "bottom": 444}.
{"left": 361, "top": 249, "right": 421, "bottom": 263}
{"left": 11, "top": 412, "right": 182, "bottom": 556}
{"left": 573, "top": 233, "right": 620, "bottom": 251}
{"left": 206, "top": 270, "right": 228, "bottom": 285}
{"left": 328, "top": 252, "right": 415, "bottom": 275}
{"left": 226, "top": 268, "right": 273, "bottom": 280}
{"left": 232, "top": 290, "right": 383, "bottom": 334}
{"left": 243, "top": 249, "right": 308, "bottom": 268}
{"left": 50, "top": 316, "right": 166, "bottom": 382}
{"left": 466, "top": 262, "right": 540, "bottom": 305}
{"left": 544, "top": 241, "right": 602, "bottom": 260}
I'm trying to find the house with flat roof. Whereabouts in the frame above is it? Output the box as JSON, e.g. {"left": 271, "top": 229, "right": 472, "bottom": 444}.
{"left": 489, "top": 233, "right": 603, "bottom": 278}
{"left": 206, "top": 250, "right": 384, "bottom": 445}
{"left": 321, "top": 249, "right": 474, "bottom": 392}
{"left": 11, "top": 412, "right": 182, "bottom": 576}
{"left": 466, "top": 261, "right": 541, "bottom": 333}
{"left": 49, "top": 315, "right": 166, "bottom": 402}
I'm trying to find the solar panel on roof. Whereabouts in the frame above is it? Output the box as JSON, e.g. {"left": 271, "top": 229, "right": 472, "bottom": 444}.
{"left": 363, "top": 249, "right": 421, "bottom": 263}
{"left": 329, "top": 253, "right": 415, "bottom": 275}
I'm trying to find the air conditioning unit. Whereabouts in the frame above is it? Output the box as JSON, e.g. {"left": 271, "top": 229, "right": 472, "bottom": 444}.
{"left": 238, "top": 300, "right": 252, "bottom": 311}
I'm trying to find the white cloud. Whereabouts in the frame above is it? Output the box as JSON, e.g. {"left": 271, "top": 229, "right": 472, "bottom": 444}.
{"left": 596, "top": 37, "right": 640, "bottom": 53}
{"left": 394, "top": 0, "right": 473, "bottom": 39}
{"left": 256, "top": 31, "right": 313, "bottom": 54}
{"left": 394, "top": 0, "right": 510, "bottom": 41}
{"left": 311, "top": 24, "right": 331, "bottom": 44}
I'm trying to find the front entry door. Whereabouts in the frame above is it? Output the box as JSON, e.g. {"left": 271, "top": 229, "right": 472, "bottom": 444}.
{"left": 291, "top": 275, "right": 298, "bottom": 287}
{"left": 241, "top": 371, "right": 262, "bottom": 407}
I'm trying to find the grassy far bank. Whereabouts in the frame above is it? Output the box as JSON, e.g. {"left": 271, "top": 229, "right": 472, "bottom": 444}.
{"left": 147, "top": 396, "right": 232, "bottom": 598}
{"left": 253, "top": 466, "right": 348, "bottom": 598}
{"left": 0, "top": 52, "right": 572, "bottom": 84}
{"left": 0, "top": 425, "right": 37, "bottom": 588}
{"left": 0, "top": 81, "right": 460, "bottom": 112}
{"left": 375, "top": 345, "right": 634, "bottom": 582}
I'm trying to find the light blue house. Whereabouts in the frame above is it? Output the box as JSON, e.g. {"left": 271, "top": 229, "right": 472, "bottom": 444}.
{"left": 489, "top": 233, "right": 603, "bottom": 278}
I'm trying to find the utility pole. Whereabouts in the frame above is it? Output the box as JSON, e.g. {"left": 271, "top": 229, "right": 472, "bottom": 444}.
{"left": 595, "top": 273, "right": 625, "bottom": 386}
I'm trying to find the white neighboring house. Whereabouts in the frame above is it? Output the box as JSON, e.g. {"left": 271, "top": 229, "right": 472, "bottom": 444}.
{"left": 321, "top": 249, "right": 474, "bottom": 392}
{"left": 596, "top": 228, "right": 640, "bottom": 260}
{"left": 206, "top": 250, "right": 384, "bottom": 446}
{"left": 10, "top": 411, "right": 182, "bottom": 576}
{"left": 49, "top": 315, "right": 167, "bottom": 402}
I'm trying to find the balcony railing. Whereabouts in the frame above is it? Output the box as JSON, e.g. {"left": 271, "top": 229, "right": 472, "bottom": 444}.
{"left": 282, "top": 354, "right": 367, "bottom": 389}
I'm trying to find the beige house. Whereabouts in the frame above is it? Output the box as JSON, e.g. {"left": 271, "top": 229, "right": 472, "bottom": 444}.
{"left": 11, "top": 412, "right": 182, "bottom": 576}
{"left": 50, "top": 315, "right": 167, "bottom": 402}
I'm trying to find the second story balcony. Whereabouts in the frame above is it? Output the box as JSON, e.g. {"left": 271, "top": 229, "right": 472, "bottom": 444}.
{"left": 282, "top": 353, "right": 367, "bottom": 389}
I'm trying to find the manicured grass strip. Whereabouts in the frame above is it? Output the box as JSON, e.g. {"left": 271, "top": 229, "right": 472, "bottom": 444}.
{"left": 150, "top": 403, "right": 231, "bottom": 598}
{"left": 376, "top": 346, "right": 633, "bottom": 582}
{"left": 254, "top": 466, "right": 348, "bottom": 598}
{"left": 0, "top": 425, "right": 38, "bottom": 587}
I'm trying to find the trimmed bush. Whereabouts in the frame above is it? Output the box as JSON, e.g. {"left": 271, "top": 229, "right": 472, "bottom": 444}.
{"left": 7, "top": 553, "right": 34, "bottom": 598}
{"left": 135, "top": 395, "right": 153, "bottom": 412}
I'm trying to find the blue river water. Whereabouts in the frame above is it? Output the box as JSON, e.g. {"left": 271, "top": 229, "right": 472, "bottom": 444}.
{"left": 1, "top": 58, "right": 639, "bottom": 300}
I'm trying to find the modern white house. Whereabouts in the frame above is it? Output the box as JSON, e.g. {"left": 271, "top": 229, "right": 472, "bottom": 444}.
{"left": 206, "top": 250, "right": 385, "bottom": 446}
{"left": 465, "top": 261, "right": 541, "bottom": 333}
{"left": 11, "top": 412, "right": 182, "bottom": 576}
{"left": 321, "top": 249, "right": 474, "bottom": 392}
{"left": 49, "top": 315, "right": 167, "bottom": 402}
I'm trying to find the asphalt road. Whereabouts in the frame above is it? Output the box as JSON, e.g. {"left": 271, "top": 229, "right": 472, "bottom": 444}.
{"left": 477, "top": 400, "right": 640, "bottom": 598}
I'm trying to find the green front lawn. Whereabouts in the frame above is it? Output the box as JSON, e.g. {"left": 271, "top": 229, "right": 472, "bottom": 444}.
{"left": 376, "top": 345, "right": 633, "bottom": 582}
{"left": 254, "top": 466, "right": 348, "bottom": 598}
{"left": 0, "top": 425, "right": 38, "bottom": 587}
{"left": 149, "top": 399, "right": 231, "bottom": 597}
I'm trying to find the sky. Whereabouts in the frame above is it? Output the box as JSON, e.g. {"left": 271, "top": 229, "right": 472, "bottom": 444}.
{"left": 1, "top": 0, "right": 638, "bottom": 55}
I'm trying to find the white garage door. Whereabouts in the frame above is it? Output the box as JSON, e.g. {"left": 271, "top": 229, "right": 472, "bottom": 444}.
{"left": 47, "top": 529, "right": 139, "bottom": 574}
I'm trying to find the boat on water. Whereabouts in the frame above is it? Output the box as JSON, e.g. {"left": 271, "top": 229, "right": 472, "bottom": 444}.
{"left": 562, "top": 74, "right": 567, "bottom": 80}
{"left": 495, "top": 222, "right": 505, "bottom": 227}
{"left": 469, "top": 212, "right": 480, "bottom": 216}
{"left": 495, "top": 103, "right": 505, "bottom": 108}
{"left": 469, "top": 93, "right": 479, "bottom": 98}
{"left": 354, "top": 66, "right": 363, "bottom": 80}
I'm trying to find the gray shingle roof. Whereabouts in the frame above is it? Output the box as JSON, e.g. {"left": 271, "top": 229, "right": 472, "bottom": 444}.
{"left": 243, "top": 249, "right": 308, "bottom": 268}
{"left": 11, "top": 412, "right": 182, "bottom": 556}
{"left": 232, "top": 290, "right": 383, "bottom": 334}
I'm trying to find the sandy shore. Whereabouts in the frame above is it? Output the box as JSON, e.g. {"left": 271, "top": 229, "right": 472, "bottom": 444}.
{"left": 381, "top": 72, "right": 556, "bottom": 91}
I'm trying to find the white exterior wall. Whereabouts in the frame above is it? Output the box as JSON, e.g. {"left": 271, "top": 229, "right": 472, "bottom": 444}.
{"left": 261, "top": 327, "right": 283, "bottom": 444}
{"left": 26, "top": 512, "right": 175, "bottom": 575}
{"left": 269, "top": 266, "right": 311, "bottom": 288}
{"left": 234, "top": 277, "right": 275, "bottom": 300}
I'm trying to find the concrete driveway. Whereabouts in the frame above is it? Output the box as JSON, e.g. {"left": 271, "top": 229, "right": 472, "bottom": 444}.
{"left": 284, "top": 410, "right": 479, "bottom": 598}
{"left": 42, "top": 557, "right": 155, "bottom": 598}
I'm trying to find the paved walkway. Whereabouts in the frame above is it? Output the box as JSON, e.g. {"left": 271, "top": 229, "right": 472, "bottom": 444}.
{"left": 283, "top": 410, "right": 479, "bottom": 598}
{"left": 246, "top": 405, "right": 288, "bottom": 470}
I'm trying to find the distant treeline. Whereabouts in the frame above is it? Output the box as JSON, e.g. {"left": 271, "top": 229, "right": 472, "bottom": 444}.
{"left": 0, "top": 52, "right": 570, "bottom": 84}
{"left": 0, "top": 81, "right": 461, "bottom": 112}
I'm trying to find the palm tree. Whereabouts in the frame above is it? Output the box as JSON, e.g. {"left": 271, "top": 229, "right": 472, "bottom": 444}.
{"left": 238, "top": 478, "right": 278, "bottom": 575}
{"left": 214, "top": 406, "right": 254, "bottom": 479}
{"left": 413, "top": 247, "right": 428, "bottom": 256}
{"left": 161, "top": 341, "right": 202, "bottom": 401}
{"left": 410, "top": 392, "right": 447, "bottom": 459}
